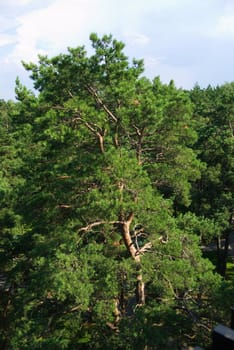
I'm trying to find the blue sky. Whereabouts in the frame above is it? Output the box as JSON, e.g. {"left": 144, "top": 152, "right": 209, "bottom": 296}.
{"left": 1, "top": 0, "right": 234, "bottom": 100}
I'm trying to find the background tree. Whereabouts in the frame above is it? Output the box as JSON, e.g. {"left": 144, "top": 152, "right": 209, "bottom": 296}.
{"left": 190, "top": 84, "right": 234, "bottom": 276}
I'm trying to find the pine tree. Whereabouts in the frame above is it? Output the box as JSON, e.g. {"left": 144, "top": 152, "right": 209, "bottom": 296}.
{"left": 1, "top": 35, "right": 225, "bottom": 349}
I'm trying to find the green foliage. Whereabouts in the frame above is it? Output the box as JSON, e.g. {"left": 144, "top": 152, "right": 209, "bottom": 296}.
{"left": 0, "top": 35, "right": 233, "bottom": 350}
{"left": 190, "top": 84, "right": 233, "bottom": 221}
{"left": 190, "top": 84, "right": 234, "bottom": 276}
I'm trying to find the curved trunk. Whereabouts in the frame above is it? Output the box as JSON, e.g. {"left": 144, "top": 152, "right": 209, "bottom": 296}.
{"left": 121, "top": 212, "right": 145, "bottom": 305}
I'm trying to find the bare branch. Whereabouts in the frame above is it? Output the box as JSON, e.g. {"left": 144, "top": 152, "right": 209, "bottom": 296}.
{"left": 78, "top": 220, "right": 121, "bottom": 233}
{"left": 57, "top": 175, "right": 72, "bottom": 179}
{"left": 158, "top": 235, "right": 169, "bottom": 244}
{"left": 138, "top": 242, "right": 152, "bottom": 254}
{"left": 70, "top": 112, "right": 106, "bottom": 153}
{"left": 67, "top": 90, "right": 74, "bottom": 98}
{"left": 57, "top": 204, "right": 72, "bottom": 208}
{"left": 65, "top": 305, "right": 81, "bottom": 313}
{"left": 132, "top": 124, "right": 142, "bottom": 137}
{"left": 78, "top": 221, "right": 106, "bottom": 233}
{"left": 86, "top": 85, "right": 118, "bottom": 123}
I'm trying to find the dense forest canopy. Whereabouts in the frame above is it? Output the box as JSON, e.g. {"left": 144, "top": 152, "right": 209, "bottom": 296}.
{"left": 0, "top": 34, "right": 233, "bottom": 349}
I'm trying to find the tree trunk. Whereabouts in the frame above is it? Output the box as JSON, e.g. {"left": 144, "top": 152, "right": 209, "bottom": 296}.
{"left": 217, "top": 231, "right": 230, "bottom": 277}
{"left": 136, "top": 271, "right": 145, "bottom": 305}
{"left": 121, "top": 212, "right": 145, "bottom": 306}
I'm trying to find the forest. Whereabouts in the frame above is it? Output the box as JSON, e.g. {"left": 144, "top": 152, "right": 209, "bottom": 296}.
{"left": 0, "top": 34, "right": 233, "bottom": 349}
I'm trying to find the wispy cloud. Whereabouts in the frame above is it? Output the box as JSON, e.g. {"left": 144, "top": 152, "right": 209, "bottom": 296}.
{"left": 144, "top": 55, "right": 166, "bottom": 68}
{"left": 3, "top": 0, "right": 193, "bottom": 64}
{"left": 0, "top": 33, "right": 16, "bottom": 47}
{"left": 4, "top": 0, "right": 45, "bottom": 7}
{"left": 6, "top": 0, "right": 122, "bottom": 63}
{"left": 213, "top": 15, "right": 234, "bottom": 37}
{"left": 123, "top": 33, "right": 150, "bottom": 46}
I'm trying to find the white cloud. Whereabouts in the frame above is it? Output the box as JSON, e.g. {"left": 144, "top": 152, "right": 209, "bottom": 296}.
{"left": 18, "top": 0, "right": 34, "bottom": 4}
{"left": 143, "top": 56, "right": 197, "bottom": 89}
{"left": 3, "top": 0, "right": 35, "bottom": 6}
{"left": 0, "top": 33, "right": 15, "bottom": 47}
{"left": 144, "top": 55, "right": 166, "bottom": 69}
{"left": 123, "top": 33, "right": 150, "bottom": 46}
{"left": 207, "top": 4, "right": 234, "bottom": 40}
{"left": 122, "top": 0, "right": 188, "bottom": 15}
{"left": 5, "top": 0, "right": 194, "bottom": 64}
{"left": 6, "top": 0, "right": 123, "bottom": 63}
{"left": 1, "top": 0, "right": 234, "bottom": 100}
{"left": 215, "top": 15, "right": 234, "bottom": 36}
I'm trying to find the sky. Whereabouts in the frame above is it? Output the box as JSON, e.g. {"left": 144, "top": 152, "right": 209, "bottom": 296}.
{"left": 1, "top": 0, "right": 234, "bottom": 100}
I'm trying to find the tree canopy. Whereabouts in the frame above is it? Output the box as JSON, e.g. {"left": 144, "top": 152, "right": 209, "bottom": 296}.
{"left": 0, "top": 34, "right": 233, "bottom": 350}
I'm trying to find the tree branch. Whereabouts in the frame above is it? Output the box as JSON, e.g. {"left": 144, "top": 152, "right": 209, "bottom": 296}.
{"left": 78, "top": 220, "right": 121, "bottom": 233}
{"left": 86, "top": 85, "right": 118, "bottom": 123}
